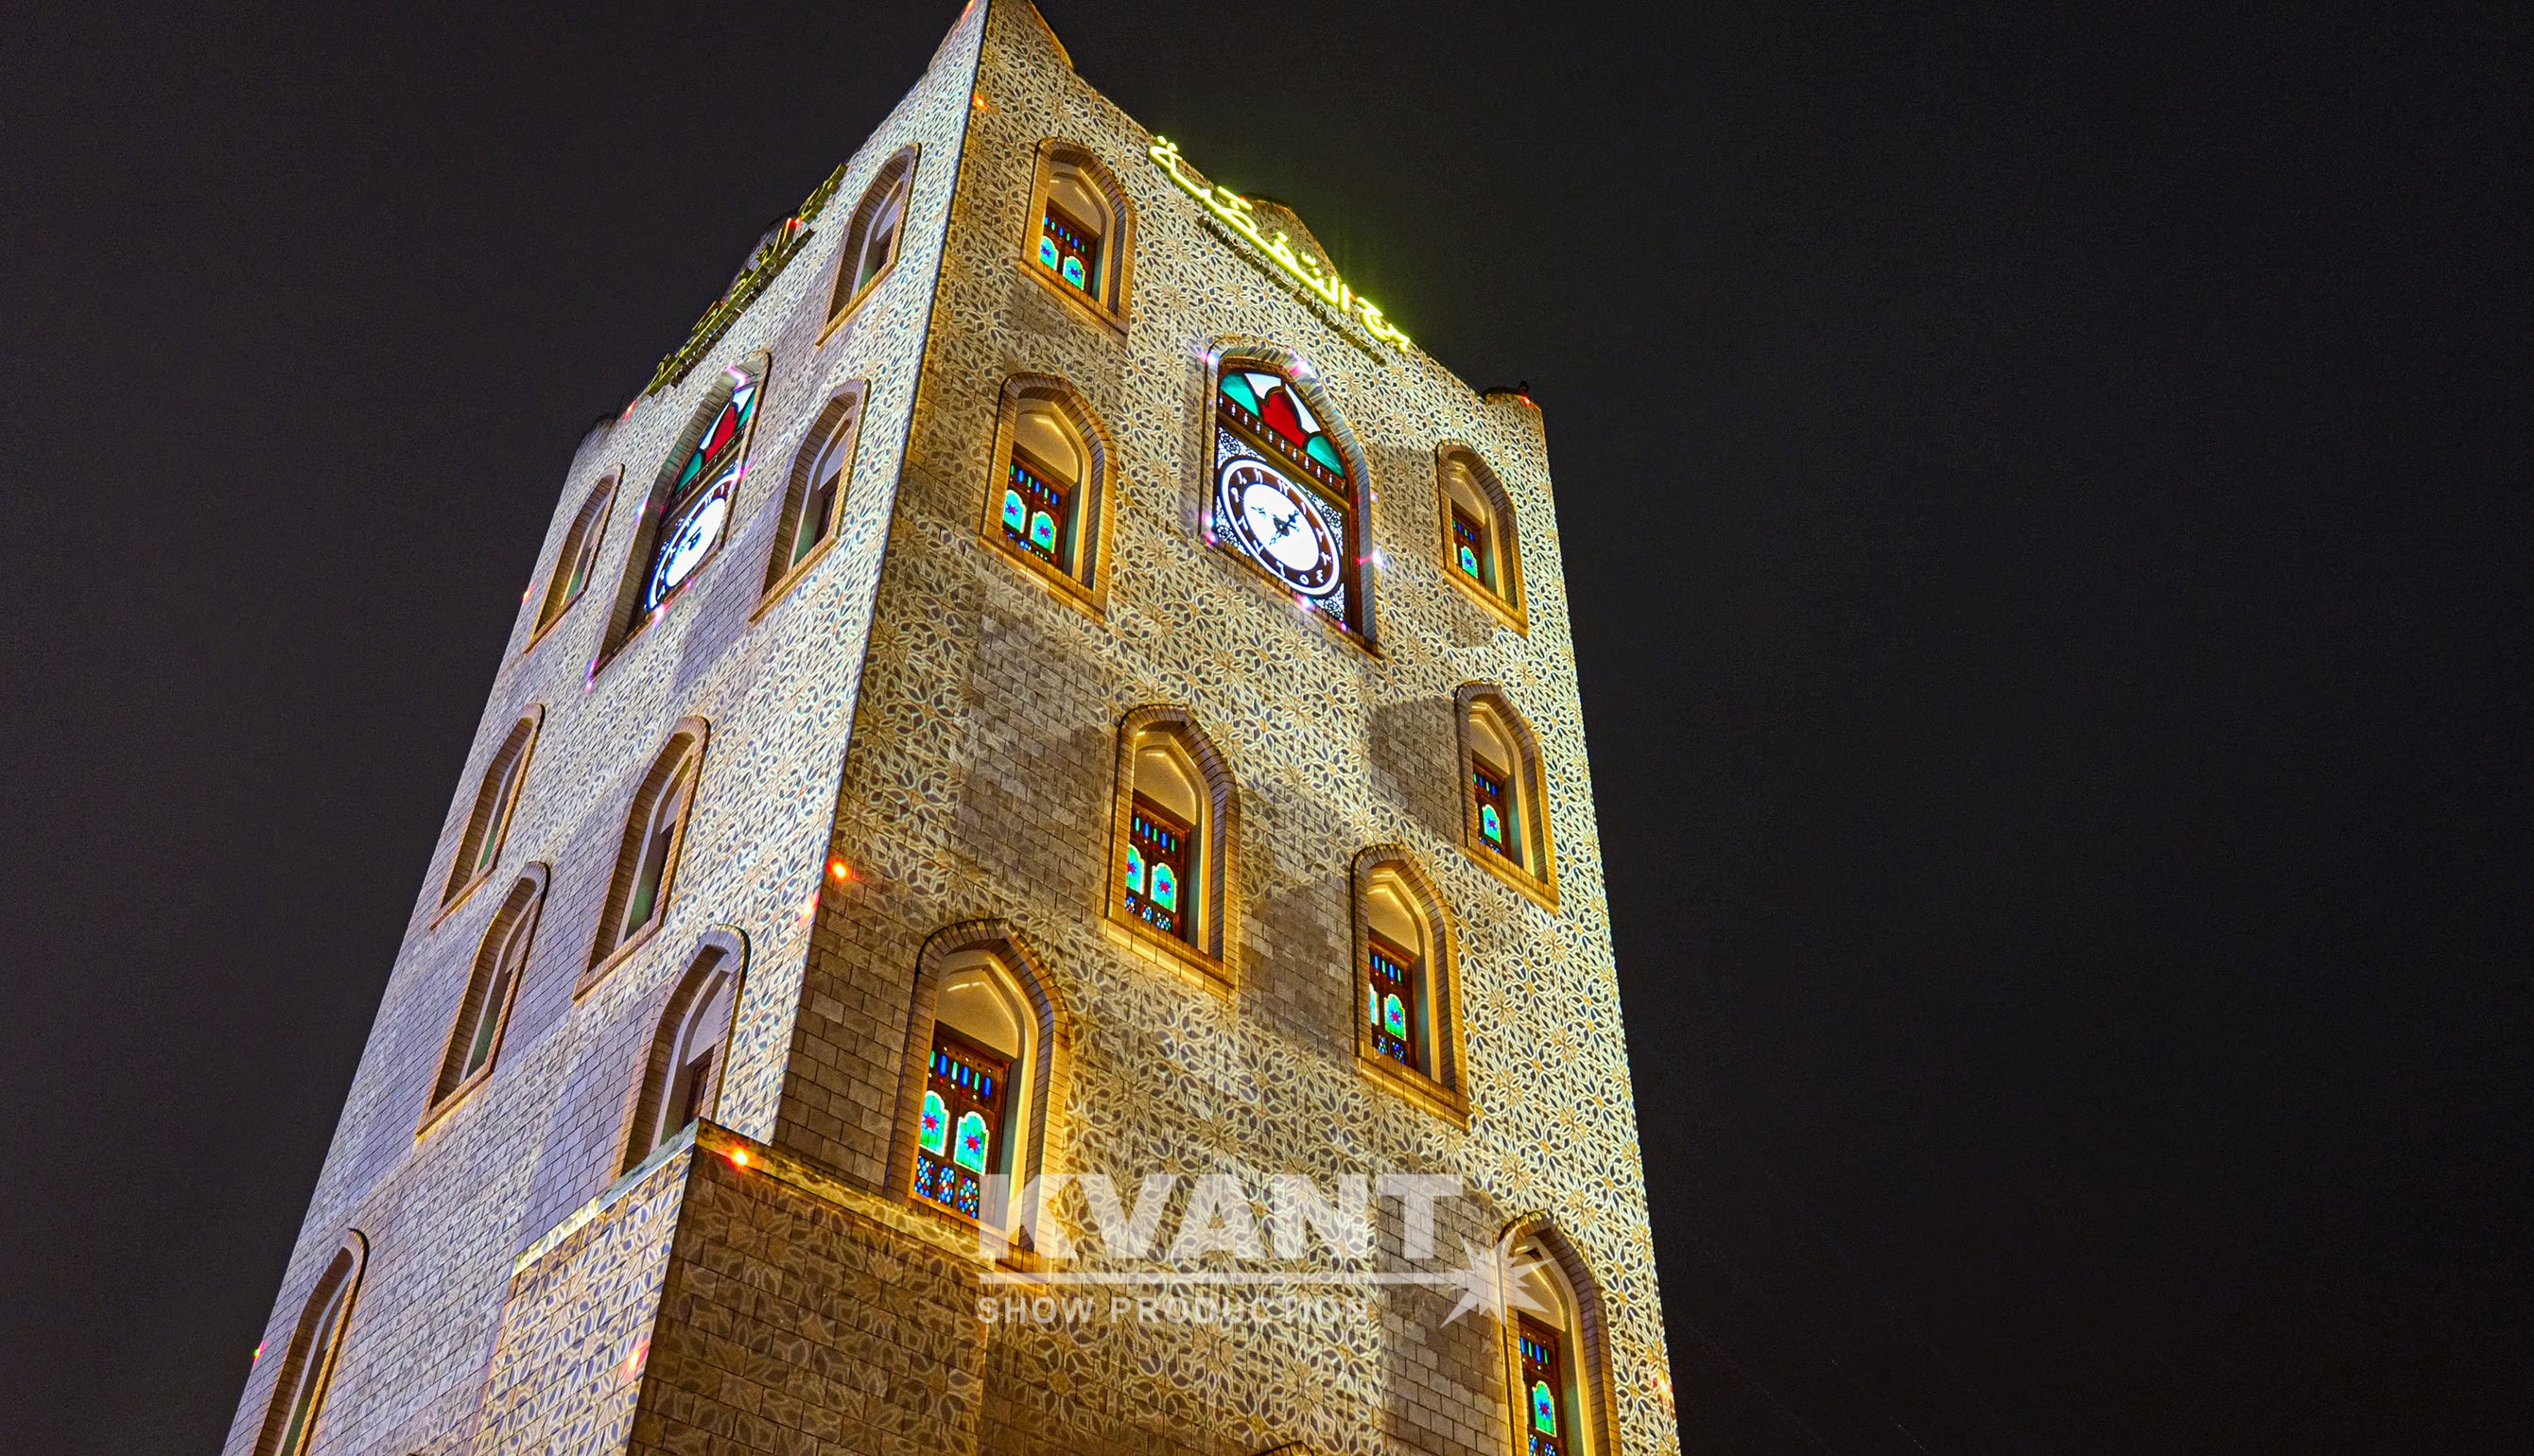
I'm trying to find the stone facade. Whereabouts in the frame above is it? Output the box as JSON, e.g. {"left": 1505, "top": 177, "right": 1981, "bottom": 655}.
{"left": 228, "top": 5, "right": 1675, "bottom": 1455}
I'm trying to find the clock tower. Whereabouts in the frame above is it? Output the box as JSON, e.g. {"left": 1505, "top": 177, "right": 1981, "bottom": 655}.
{"left": 228, "top": 6, "right": 1675, "bottom": 1456}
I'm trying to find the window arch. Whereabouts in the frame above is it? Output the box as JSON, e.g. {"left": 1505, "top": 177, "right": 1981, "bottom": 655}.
{"left": 531, "top": 471, "right": 619, "bottom": 647}
{"left": 1024, "top": 142, "right": 1134, "bottom": 321}
{"left": 608, "top": 356, "right": 768, "bottom": 656}
{"left": 621, "top": 929, "right": 747, "bottom": 1171}
{"left": 252, "top": 1232, "right": 366, "bottom": 1456}
{"left": 586, "top": 718, "right": 709, "bottom": 981}
{"left": 1501, "top": 1219, "right": 1616, "bottom": 1456}
{"left": 891, "top": 922, "right": 1069, "bottom": 1246}
{"left": 981, "top": 374, "right": 1113, "bottom": 605}
{"left": 442, "top": 708, "right": 542, "bottom": 910}
{"left": 1209, "top": 347, "right": 1375, "bottom": 641}
{"left": 1457, "top": 685, "right": 1557, "bottom": 907}
{"left": 824, "top": 147, "right": 917, "bottom": 329}
{"left": 1351, "top": 847, "right": 1467, "bottom": 1115}
{"left": 1110, "top": 707, "right": 1238, "bottom": 977}
{"left": 424, "top": 867, "right": 547, "bottom": 1123}
{"left": 1436, "top": 444, "right": 1527, "bottom": 630}
{"left": 762, "top": 382, "right": 868, "bottom": 598}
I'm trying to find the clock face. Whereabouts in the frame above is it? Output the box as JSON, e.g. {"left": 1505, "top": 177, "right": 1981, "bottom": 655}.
{"left": 647, "top": 483, "right": 732, "bottom": 609}
{"left": 1216, "top": 455, "right": 1341, "bottom": 597}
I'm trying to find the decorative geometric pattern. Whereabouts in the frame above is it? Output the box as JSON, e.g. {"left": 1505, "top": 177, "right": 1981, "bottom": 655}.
{"left": 223, "top": 12, "right": 985, "bottom": 1455}
{"left": 475, "top": 1146, "right": 689, "bottom": 1455}
{"left": 786, "top": 7, "right": 1673, "bottom": 1456}
{"left": 229, "top": 7, "right": 1673, "bottom": 1456}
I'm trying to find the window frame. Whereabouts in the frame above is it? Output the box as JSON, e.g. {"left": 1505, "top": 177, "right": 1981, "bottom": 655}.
{"left": 583, "top": 718, "right": 710, "bottom": 992}
{"left": 1497, "top": 1220, "right": 1615, "bottom": 1456}
{"left": 978, "top": 374, "right": 1114, "bottom": 613}
{"left": 528, "top": 469, "right": 622, "bottom": 652}
{"left": 597, "top": 356, "right": 771, "bottom": 670}
{"left": 1019, "top": 140, "right": 1135, "bottom": 331}
{"left": 421, "top": 867, "right": 547, "bottom": 1129}
{"left": 890, "top": 923, "right": 1070, "bottom": 1259}
{"left": 757, "top": 381, "right": 869, "bottom": 611}
{"left": 1456, "top": 685, "right": 1559, "bottom": 909}
{"left": 1206, "top": 346, "right": 1380, "bottom": 651}
{"left": 252, "top": 1233, "right": 367, "bottom": 1456}
{"left": 1350, "top": 846, "right": 1469, "bottom": 1120}
{"left": 1107, "top": 707, "right": 1239, "bottom": 985}
{"left": 618, "top": 928, "right": 748, "bottom": 1173}
{"left": 438, "top": 707, "right": 543, "bottom": 917}
{"left": 1435, "top": 444, "right": 1529, "bottom": 632}
{"left": 819, "top": 146, "right": 920, "bottom": 341}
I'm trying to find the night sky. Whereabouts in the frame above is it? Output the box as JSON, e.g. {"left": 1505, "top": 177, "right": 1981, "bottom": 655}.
{"left": 4, "top": 4, "right": 2525, "bottom": 1452}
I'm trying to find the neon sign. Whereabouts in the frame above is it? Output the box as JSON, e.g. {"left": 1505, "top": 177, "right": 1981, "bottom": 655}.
{"left": 645, "top": 162, "right": 848, "bottom": 395}
{"left": 1148, "top": 137, "right": 1412, "bottom": 350}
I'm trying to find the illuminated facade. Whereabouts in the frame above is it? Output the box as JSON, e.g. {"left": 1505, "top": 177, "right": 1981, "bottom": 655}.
{"left": 227, "top": 5, "right": 1673, "bottom": 1456}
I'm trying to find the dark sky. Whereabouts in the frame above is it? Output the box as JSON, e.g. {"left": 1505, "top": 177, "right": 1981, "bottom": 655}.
{"left": 3, "top": 3, "right": 2525, "bottom": 1453}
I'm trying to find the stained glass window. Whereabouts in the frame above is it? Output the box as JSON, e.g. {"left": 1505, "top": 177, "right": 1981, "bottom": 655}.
{"left": 1473, "top": 756, "right": 1517, "bottom": 861}
{"left": 914, "top": 1027, "right": 1009, "bottom": 1220}
{"left": 1367, "top": 931, "right": 1419, "bottom": 1068}
{"left": 1124, "top": 792, "right": 1194, "bottom": 943}
{"left": 1519, "top": 1317, "right": 1571, "bottom": 1456}
{"left": 642, "top": 379, "right": 759, "bottom": 616}
{"left": 1001, "top": 447, "right": 1074, "bottom": 567}
{"left": 1038, "top": 201, "right": 1102, "bottom": 294}
{"left": 1213, "top": 365, "right": 1363, "bottom": 634}
{"left": 1452, "top": 504, "right": 1493, "bottom": 589}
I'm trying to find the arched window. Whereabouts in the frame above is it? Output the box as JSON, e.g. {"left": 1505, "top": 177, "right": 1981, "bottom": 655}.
{"left": 763, "top": 383, "right": 867, "bottom": 597}
{"left": 1437, "top": 445, "right": 1527, "bottom": 629}
{"left": 824, "top": 147, "right": 917, "bottom": 328}
{"left": 615, "top": 363, "right": 763, "bottom": 649}
{"left": 1110, "top": 708, "right": 1237, "bottom": 976}
{"left": 622, "top": 932, "right": 745, "bottom": 1170}
{"left": 587, "top": 719, "right": 708, "bottom": 979}
{"left": 253, "top": 1234, "right": 366, "bottom": 1456}
{"left": 983, "top": 376, "right": 1111, "bottom": 603}
{"left": 442, "top": 709, "right": 541, "bottom": 909}
{"left": 1352, "top": 848, "right": 1466, "bottom": 1111}
{"left": 1458, "top": 685, "right": 1557, "bottom": 906}
{"left": 425, "top": 869, "right": 546, "bottom": 1121}
{"left": 915, "top": 956, "right": 1029, "bottom": 1222}
{"left": 1025, "top": 143, "right": 1133, "bottom": 320}
{"left": 1502, "top": 1222, "right": 1612, "bottom": 1456}
{"left": 531, "top": 472, "right": 619, "bottom": 645}
{"left": 894, "top": 924, "right": 1067, "bottom": 1245}
{"left": 1210, "top": 352, "right": 1373, "bottom": 640}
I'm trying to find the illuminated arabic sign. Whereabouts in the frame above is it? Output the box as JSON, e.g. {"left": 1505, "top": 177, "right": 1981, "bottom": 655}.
{"left": 1149, "top": 137, "right": 1412, "bottom": 350}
